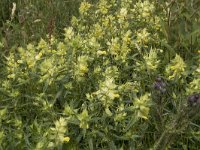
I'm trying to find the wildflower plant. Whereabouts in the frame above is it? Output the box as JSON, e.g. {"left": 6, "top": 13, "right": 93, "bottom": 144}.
{"left": 0, "top": 0, "right": 200, "bottom": 149}
{"left": 166, "top": 54, "right": 187, "bottom": 80}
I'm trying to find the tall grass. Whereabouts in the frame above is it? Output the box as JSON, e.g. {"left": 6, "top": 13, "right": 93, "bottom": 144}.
{"left": 0, "top": 0, "right": 82, "bottom": 48}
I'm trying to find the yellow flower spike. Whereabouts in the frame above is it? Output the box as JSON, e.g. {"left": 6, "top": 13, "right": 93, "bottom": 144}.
{"left": 79, "top": 1, "right": 91, "bottom": 14}
{"left": 63, "top": 136, "right": 70, "bottom": 142}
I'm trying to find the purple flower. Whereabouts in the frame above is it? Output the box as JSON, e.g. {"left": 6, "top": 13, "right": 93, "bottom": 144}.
{"left": 188, "top": 93, "right": 200, "bottom": 106}
{"left": 153, "top": 77, "right": 166, "bottom": 93}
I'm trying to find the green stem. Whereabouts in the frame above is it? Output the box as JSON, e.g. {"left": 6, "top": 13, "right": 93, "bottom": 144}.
{"left": 152, "top": 105, "right": 189, "bottom": 149}
{"left": 152, "top": 130, "right": 174, "bottom": 150}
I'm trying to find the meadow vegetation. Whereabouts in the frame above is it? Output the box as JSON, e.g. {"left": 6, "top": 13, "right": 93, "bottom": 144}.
{"left": 0, "top": 0, "right": 200, "bottom": 149}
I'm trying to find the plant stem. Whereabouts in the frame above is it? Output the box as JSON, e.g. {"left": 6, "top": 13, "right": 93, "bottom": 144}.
{"left": 152, "top": 130, "right": 175, "bottom": 150}
{"left": 152, "top": 105, "right": 189, "bottom": 149}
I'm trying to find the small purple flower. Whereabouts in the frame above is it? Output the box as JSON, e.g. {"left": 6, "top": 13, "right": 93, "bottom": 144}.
{"left": 153, "top": 77, "right": 167, "bottom": 93}
{"left": 188, "top": 93, "right": 200, "bottom": 106}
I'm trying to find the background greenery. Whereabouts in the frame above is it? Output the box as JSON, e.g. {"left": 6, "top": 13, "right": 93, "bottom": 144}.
{"left": 0, "top": 0, "right": 84, "bottom": 48}
{"left": 0, "top": 0, "right": 200, "bottom": 149}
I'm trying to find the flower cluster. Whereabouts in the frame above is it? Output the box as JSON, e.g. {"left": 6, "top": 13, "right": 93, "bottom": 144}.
{"left": 166, "top": 54, "right": 187, "bottom": 80}
{"left": 134, "top": 93, "right": 151, "bottom": 120}
{"left": 77, "top": 109, "right": 90, "bottom": 129}
{"left": 74, "top": 55, "right": 89, "bottom": 81}
{"left": 48, "top": 118, "right": 69, "bottom": 148}
{"left": 93, "top": 77, "right": 120, "bottom": 108}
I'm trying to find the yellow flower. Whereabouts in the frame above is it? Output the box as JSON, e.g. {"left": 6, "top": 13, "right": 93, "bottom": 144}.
{"left": 134, "top": 93, "right": 151, "bottom": 120}
{"left": 97, "top": 50, "right": 107, "bottom": 56}
{"left": 79, "top": 1, "right": 91, "bottom": 14}
{"left": 64, "top": 27, "right": 74, "bottom": 40}
{"left": 35, "top": 52, "right": 43, "bottom": 60}
{"left": 166, "top": 54, "right": 186, "bottom": 79}
{"left": 63, "top": 136, "right": 70, "bottom": 142}
{"left": 137, "top": 28, "right": 150, "bottom": 44}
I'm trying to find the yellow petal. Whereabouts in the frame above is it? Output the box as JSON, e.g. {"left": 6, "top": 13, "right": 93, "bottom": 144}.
{"left": 63, "top": 136, "right": 70, "bottom": 142}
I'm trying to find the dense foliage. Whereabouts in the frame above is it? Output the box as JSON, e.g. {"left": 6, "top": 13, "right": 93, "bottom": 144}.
{"left": 0, "top": 0, "right": 200, "bottom": 149}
